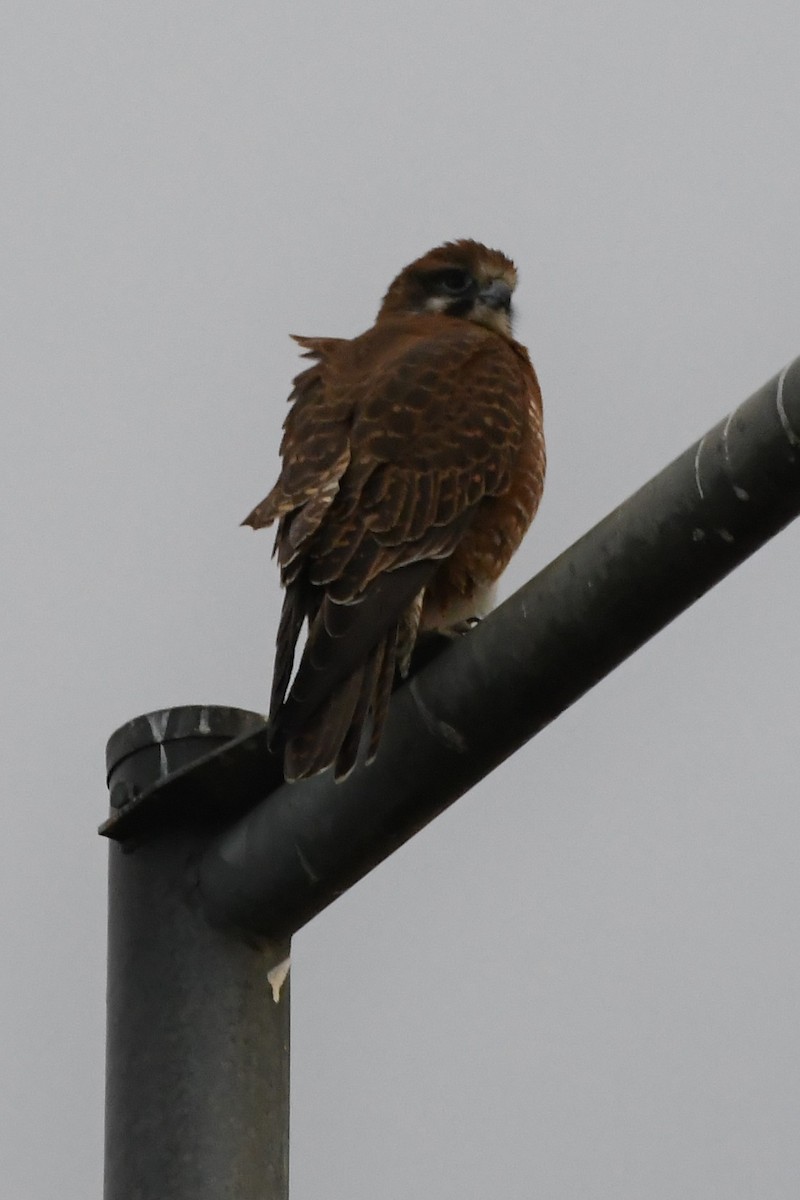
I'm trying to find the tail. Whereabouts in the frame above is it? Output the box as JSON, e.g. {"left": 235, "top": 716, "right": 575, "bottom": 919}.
{"left": 269, "top": 560, "right": 434, "bottom": 781}
{"left": 279, "top": 630, "right": 397, "bottom": 782}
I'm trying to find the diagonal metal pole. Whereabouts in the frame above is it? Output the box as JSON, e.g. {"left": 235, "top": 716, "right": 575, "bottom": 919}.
{"left": 188, "top": 356, "right": 800, "bottom": 939}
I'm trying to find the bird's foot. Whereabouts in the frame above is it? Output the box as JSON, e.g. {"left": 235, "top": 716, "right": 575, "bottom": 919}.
{"left": 439, "top": 614, "right": 482, "bottom": 638}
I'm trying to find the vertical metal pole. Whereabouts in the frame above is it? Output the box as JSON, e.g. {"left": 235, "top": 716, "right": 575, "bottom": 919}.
{"left": 103, "top": 707, "right": 290, "bottom": 1200}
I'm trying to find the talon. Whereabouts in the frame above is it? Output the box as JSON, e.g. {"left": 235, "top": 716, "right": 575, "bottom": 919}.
{"left": 442, "top": 615, "right": 482, "bottom": 637}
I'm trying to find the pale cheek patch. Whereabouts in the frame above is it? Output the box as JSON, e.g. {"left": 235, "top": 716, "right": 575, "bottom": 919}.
{"left": 422, "top": 296, "right": 450, "bottom": 314}
{"left": 470, "top": 303, "right": 512, "bottom": 337}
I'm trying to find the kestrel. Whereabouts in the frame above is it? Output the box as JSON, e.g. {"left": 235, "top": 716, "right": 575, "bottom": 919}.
{"left": 244, "top": 240, "right": 545, "bottom": 782}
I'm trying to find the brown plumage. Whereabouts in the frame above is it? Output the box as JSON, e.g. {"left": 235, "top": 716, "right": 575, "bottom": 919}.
{"left": 244, "top": 240, "right": 545, "bottom": 782}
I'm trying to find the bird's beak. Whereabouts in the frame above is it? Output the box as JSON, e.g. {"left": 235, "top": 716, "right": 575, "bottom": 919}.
{"left": 478, "top": 279, "right": 513, "bottom": 311}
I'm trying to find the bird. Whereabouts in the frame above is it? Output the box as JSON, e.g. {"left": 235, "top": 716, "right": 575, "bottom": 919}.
{"left": 243, "top": 239, "right": 545, "bottom": 782}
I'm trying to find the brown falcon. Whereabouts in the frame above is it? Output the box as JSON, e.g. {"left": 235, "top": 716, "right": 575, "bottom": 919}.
{"left": 244, "top": 239, "right": 545, "bottom": 782}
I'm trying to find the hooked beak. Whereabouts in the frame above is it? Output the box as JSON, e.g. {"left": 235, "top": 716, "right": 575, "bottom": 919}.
{"left": 477, "top": 279, "right": 513, "bottom": 311}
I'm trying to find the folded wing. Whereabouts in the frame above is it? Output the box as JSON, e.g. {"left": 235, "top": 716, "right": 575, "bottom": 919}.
{"left": 244, "top": 319, "right": 535, "bottom": 781}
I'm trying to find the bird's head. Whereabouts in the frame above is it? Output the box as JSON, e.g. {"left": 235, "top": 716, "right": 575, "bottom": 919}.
{"left": 377, "top": 239, "right": 518, "bottom": 337}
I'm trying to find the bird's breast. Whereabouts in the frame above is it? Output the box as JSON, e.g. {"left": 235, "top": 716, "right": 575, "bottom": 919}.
{"left": 421, "top": 388, "right": 545, "bottom": 631}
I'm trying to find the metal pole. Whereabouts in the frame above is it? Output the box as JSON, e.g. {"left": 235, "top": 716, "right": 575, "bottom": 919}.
{"left": 104, "top": 706, "right": 290, "bottom": 1200}
{"left": 190, "top": 356, "right": 800, "bottom": 940}
{"left": 100, "top": 357, "right": 800, "bottom": 1191}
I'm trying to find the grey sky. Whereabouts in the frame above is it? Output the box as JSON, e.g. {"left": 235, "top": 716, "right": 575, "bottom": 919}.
{"left": 4, "top": 1, "right": 800, "bottom": 1196}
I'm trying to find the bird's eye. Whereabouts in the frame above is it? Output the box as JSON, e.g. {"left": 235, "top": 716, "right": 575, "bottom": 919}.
{"left": 435, "top": 268, "right": 472, "bottom": 295}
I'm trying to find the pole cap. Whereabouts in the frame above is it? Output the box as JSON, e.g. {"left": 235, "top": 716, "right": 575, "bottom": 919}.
{"left": 102, "top": 705, "right": 267, "bottom": 841}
